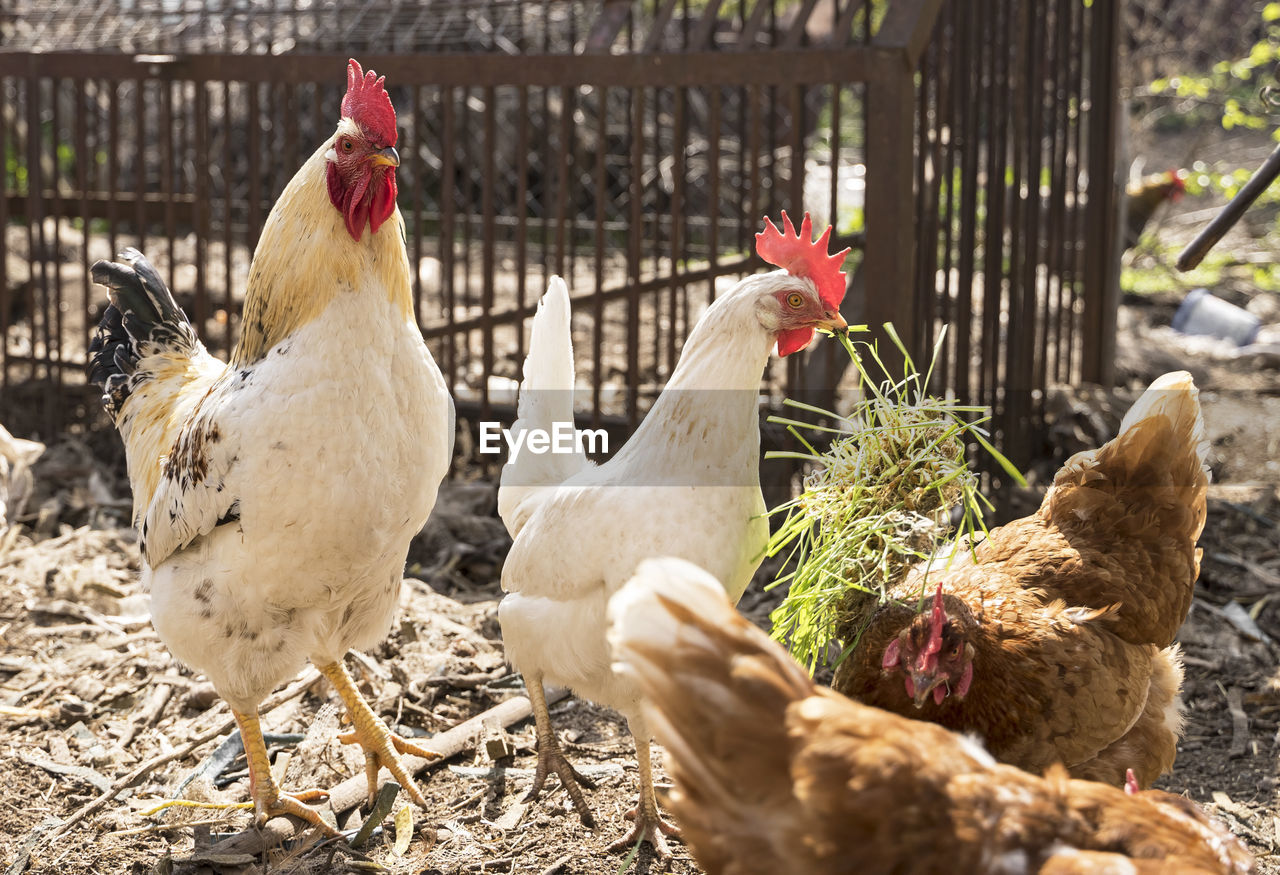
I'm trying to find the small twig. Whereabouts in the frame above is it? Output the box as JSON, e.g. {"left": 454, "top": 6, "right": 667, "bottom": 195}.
{"left": 466, "top": 857, "right": 514, "bottom": 871}
{"left": 104, "top": 817, "right": 231, "bottom": 838}
{"left": 539, "top": 854, "right": 573, "bottom": 875}
{"left": 1178, "top": 141, "right": 1280, "bottom": 271}
{"left": 447, "top": 786, "right": 489, "bottom": 813}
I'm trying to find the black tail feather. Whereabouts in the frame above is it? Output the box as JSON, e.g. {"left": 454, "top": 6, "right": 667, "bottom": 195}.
{"left": 87, "top": 248, "right": 196, "bottom": 419}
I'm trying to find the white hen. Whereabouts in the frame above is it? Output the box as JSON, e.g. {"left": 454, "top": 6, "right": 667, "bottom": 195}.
{"left": 497, "top": 213, "right": 849, "bottom": 857}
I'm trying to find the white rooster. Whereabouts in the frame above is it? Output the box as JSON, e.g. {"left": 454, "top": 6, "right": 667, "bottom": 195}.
{"left": 87, "top": 60, "right": 454, "bottom": 834}
{"left": 497, "top": 213, "right": 849, "bottom": 857}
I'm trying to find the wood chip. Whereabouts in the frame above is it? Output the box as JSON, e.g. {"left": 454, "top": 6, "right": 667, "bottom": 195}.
{"left": 481, "top": 720, "right": 515, "bottom": 762}
{"left": 492, "top": 800, "right": 528, "bottom": 832}
{"left": 19, "top": 753, "right": 113, "bottom": 793}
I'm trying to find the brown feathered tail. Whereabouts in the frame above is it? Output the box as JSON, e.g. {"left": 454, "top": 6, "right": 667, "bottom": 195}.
{"left": 1043, "top": 370, "right": 1209, "bottom": 645}
{"left": 608, "top": 557, "right": 813, "bottom": 873}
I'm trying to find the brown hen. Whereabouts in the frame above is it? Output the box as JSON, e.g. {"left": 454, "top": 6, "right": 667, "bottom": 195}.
{"left": 608, "top": 557, "right": 1253, "bottom": 875}
{"left": 834, "top": 371, "right": 1208, "bottom": 788}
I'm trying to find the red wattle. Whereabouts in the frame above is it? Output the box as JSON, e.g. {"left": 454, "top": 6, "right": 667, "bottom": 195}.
{"left": 777, "top": 327, "right": 815, "bottom": 357}
{"left": 369, "top": 174, "right": 397, "bottom": 235}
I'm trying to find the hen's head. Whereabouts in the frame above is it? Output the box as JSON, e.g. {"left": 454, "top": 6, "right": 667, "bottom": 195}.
{"left": 326, "top": 59, "right": 400, "bottom": 242}
{"left": 754, "top": 212, "right": 850, "bottom": 356}
{"left": 880, "top": 582, "right": 975, "bottom": 708}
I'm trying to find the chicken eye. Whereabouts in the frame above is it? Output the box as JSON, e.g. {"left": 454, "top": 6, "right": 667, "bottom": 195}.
{"left": 340, "top": 138, "right": 354, "bottom": 153}
{"left": 786, "top": 293, "right": 804, "bottom": 309}
{"left": 949, "top": 644, "right": 962, "bottom": 658}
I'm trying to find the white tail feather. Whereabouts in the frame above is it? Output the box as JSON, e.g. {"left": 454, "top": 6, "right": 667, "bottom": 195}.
{"left": 497, "top": 277, "right": 590, "bottom": 533}
{"left": 515, "top": 276, "right": 576, "bottom": 429}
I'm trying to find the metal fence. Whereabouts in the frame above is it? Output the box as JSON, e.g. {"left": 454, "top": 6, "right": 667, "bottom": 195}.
{"left": 0, "top": 0, "right": 1121, "bottom": 477}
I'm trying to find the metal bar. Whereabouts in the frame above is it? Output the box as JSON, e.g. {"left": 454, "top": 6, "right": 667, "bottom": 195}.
{"left": 953, "top": 0, "right": 978, "bottom": 403}
{"left": 708, "top": 86, "right": 722, "bottom": 305}
{"left": 0, "top": 75, "right": 10, "bottom": 393}
{"left": 76, "top": 77, "right": 91, "bottom": 357}
{"left": 980, "top": 0, "right": 1009, "bottom": 414}
{"left": 593, "top": 85, "right": 608, "bottom": 428}
{"left": 669, "top": 84, "right": 688, "bottom": 378}
{"left": 0, "top": 49, "right": 913, "bottom": 96}
{"left": 1080, "top": 0, "right": 1121, "bottom": 385}
{"left": 221, "top": 80, "right": 234, "bottom": 359}
{"left": 420, "top": 257, "right": 755, "bottom": 340}
{"left": 935, "top": 1, "right": 958, "bottom": 395}
{"left": 553, "top": 84, "right": 572, "bottom": 274}
{"left": 1044, "top": 0, "right": 1071, "bottom": 387}
{"left": 108, "top": 80, "right": 119, "bottom": 262}
{"left": 134, "top": 78, "right": 147, "bottom": 253}
{"left": 480, "top": 85, "right": 496, "bottom": 421}
{"left": 626, "top": 86, "right": 645, "bottom": 428}
{"left": 914, "top": 32, "right": 939, "bottom": 368}
{"left": 50, "top": 77, "right": 64, "bottom": 390}
{"left": 514, "top": 85, "right": 529, "bottom": 367}
{"left": 410, "top": 85, "right": 424, "bottom": 319}
{"left": 247, "top": 80, "right": 262, "bottom": 248}
{"left": 195, "top": 80, "right": 210, "bottom": 345}
{"left": 26, "top": 73, "right": 46, "bottom": 388}
{"left": 862, "top": 64, "right": 918, "bottom": 375}
{"left": 440, "top": 86, "right": 457, "bottom": 385}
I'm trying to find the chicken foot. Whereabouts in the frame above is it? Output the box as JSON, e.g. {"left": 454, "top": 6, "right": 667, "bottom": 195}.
{"left": 233, "top": 708, "right": 340, "bottom": 837}
{"left": 522, "top": 671, "right": 597, "bottom": 826}
{"left": 318, "top": 659, "right": 440, "bottom": 809}
{"left": 607, "top": 721, "right": 680, "bottom": 860}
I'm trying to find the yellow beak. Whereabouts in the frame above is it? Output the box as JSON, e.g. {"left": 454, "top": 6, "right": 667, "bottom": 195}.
{"left": 813, "top": 311, "right": 849, "bottom": 333}
{"left": 369, "top": 146, "right": 400, "bottom": 168}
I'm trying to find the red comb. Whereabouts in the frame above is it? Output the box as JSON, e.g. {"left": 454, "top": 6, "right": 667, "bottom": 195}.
{"left": 928, "top": 580, "right": 946, "bottom": 642}
{"left": 342, "top": 59, "right": 397, "bottom": 147}
{"left": 1124, "top": 769, "right": 1139, "bottom": 795}
{"left": 755, "top": 211, "right": 849, "bottom": 311}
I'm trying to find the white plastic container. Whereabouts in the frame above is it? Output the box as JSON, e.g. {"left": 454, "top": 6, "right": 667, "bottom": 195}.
{"left": 1171, "top": 288, "right": 1262, "bottom": 347}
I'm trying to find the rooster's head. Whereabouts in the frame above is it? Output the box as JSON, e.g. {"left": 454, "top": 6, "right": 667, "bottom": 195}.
{"left": 880, "top": 581, "right": 975, "bottom": 708}
{"left": 326, "top": 59, "right": 400, "bottom": 242}
{"left": 754, "top": 211, "right": 850, "bottom": 356}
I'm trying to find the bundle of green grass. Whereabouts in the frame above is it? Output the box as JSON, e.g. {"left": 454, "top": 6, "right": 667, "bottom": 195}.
{"left": 766, "top": 326, "right": 1023, "bottom": 674}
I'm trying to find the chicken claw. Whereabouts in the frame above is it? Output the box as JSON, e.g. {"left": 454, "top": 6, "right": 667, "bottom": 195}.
{"left": 607, "top": 804, "right": 681, "bottom": 861}
{"left": 606, "top": 733, "right": 680, "bottom": 860}
{"left": 318, "top": 659, "right": 440, "bottom": 808}
{"left": 232, "top": 709, "right": 340, "bottom": 837}
{"left": 522, "top": 672, "right": 596, "bottom": 826}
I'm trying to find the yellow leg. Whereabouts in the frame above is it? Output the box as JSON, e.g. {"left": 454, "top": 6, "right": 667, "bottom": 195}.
{"left": 232, "top": 709, "right": 339, "bottom": 837}
{"left": 606, "top": 718, "right": 680, "bottom": 860}
{"left": 522, "top": 671, "right": 596, "bottom": 827}
{"left": 318, "top": 659, "right": 439, "bottom": 809}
